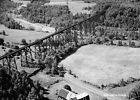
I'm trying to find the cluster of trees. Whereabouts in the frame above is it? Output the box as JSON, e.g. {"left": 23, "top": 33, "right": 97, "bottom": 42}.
{"left": 0, "top": 0, "right": 24, "bottom": 29}
{"left": 0, "top": 14, "right": 24, "bottom": 29}
{"left": 30, "top": 0, "right": 50, "bottom": 3}
{"left": 83, "top": 0, "right": 140, "bottom": 3}
{"left": 0, "top": 0, "right": 18, "bottom": 13}
{"left": 0, "top": 66, "right": 49, "bottom": 100}
{"left": 93, "top": 26, "right": 140, "bottom": 47}
{"left": 0, "top": 38, "right": 4, "bottom": 45}
{"left": 50, "top": 13, "right": 90, "bottom": 30}
{"left": 92, "top": 2, "right": 140, "bottom": 31}
{"left": 19, "top": 2, "right": 91, "bottom": 30}
{"left": 19, "top": 3, "right": 70, "bottom": 24}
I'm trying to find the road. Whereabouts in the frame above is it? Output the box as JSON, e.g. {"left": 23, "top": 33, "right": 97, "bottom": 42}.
{"left": 64, "top": 73, "right": 124, "bottom": 100}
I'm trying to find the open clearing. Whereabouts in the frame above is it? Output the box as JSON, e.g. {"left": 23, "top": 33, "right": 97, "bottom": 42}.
{"left": 0, "top": 24, "right": 52, "bottom": 57}
{"left": 60, "top": 44, "right": 140, "bottom": 85}
{"left": 48, "top": 0, "right": 96, "bottom": 15}
{"left": 0, "top": 24, "right": 52, "bottom": 43}
{"left": 13, "top": 18, "right": 55, "bottom": 33}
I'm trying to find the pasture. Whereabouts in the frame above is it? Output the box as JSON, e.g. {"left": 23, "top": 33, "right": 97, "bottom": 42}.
{"left": 60, "top": 44, "right": 140, "bottom": 85}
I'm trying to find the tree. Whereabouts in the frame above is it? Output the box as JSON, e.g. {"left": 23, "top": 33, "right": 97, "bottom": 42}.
{"left": 64, "top": 85, "right": 72, "bottom": 91}
{"left": 117, "top": 40, "right": 123, "bottom": 46}
{"left": 130, "top": 41, "right": 136, "bottom": 47}
{"left": 95, "top": 37, "right": 102, "bottom": 44}
{"left": 0, "top": 38, "right": 4, "bottom": 45}
{"left": 21, "top": 39, "right": 28, "bottom": 45}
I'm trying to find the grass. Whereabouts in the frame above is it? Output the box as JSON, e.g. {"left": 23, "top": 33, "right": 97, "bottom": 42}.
{"left": 0, "top": 24, "right": 51, "bottom": 43}
{"left": 60, "top": 44, "right": 140, "bottom": 85}
{"left": 108, "top": 81, "right": 140, "bottom": 100}
{"left": 49, "top": 0, "right": 96, "bottom": 15}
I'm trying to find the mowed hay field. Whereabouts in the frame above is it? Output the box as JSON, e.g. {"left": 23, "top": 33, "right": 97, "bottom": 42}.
{"left": 60, "top": 44, "right": 140, "bottom": 85}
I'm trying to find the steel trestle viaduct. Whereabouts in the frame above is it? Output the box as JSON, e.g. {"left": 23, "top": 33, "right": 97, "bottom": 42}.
{"left": 0, "top": 12, "right": 102, "bottom": 77}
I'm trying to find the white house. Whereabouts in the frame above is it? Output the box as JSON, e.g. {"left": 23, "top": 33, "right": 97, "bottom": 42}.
{"left": 58, "top": 89, "right": 90, "bottom": 100}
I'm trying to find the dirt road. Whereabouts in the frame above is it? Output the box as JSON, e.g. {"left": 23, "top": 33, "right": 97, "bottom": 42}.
{"left": 64, "top": 73, "right": 126, "bottom": 100}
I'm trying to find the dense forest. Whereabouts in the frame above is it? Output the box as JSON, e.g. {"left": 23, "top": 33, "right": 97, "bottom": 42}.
{"left": 19, "top": 2, "right": 90, "bottom": 29}
{"left": 19, "top": 3, "right": 70, "bottom": 24}
{"left": 91, "top": 2, "right": 140, "bottom": 31}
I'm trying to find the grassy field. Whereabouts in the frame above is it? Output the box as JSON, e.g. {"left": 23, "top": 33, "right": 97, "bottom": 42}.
{"left": 11, "top": 0, "right": 30, "bottom": 5}
{"left": 13, "top": 18, "right": 55, "bottom": 33}
{"left": 0, "top": 24, "right": 52, "bottom": 43}
{"left": 107, "top": 81, "right": 140, "bottom": 100}
{"left": 60, "top": 44, "right": 140, "bottom": 85}
{"left": 48, "top": 0, "right": 96, "bottom": 14}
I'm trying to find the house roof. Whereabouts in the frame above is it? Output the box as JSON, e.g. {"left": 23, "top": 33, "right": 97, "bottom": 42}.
{"left": 58, "top": 89, "right": 89, "bottom": 100}
{"left": 58, "top": 89, "right": 76, "bottom": 99}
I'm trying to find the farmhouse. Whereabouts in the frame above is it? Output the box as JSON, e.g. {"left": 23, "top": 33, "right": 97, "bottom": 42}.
{"left": 58, "top": 89, "right": 90, "bottom": 100}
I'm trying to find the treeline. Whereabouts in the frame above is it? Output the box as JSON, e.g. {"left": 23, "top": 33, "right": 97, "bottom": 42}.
{"left": 0, "top": 14, "right": 23, "bottom": 29}
{"left": 19, "top": 3, "right": 70, "bottom": 24}
{"left": 50, "top": 13, "right": 90, "bottom": 30}
{"left": 83, "top": 0, "right": 140, "bottom": 3}
{"left": 0, "top": 0, "right": 24, "bottom": 29}
{"left": 30, "top": 0, "right": 50, "bottom": 3}
{"left": 0, "top": 0, "right": 17, "bottom": 13}
{"left": 91, "top": 2, "right": 140, "bottom": 31}
{"left": 19, "top": 2, "right": 90, "bottom": 29}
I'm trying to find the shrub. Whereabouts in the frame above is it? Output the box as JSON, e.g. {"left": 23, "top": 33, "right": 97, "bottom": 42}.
{"left": 118, "top": 79, "right": 127, "bottom": 87}
{"left": 130, "top": 42, "right": 136, "bottom": 47}
{"left": 128, "top": 83, "right": 140, "bottom": 100}
{"left": 0, "top": 38, "right": 4, "bottom": 45}
{"left": 13, "top": 45, "right": 19, "bottom": 50}
{"left": 107, "top": 83, "right": 118, "bottom": 89}
{"left": 1, "top": 46, "right": 5, "bottom": 49}
{"left": 64, "top": 84, "right": 72, "bottom": 91}
{"left": 2, "top": 17, "right": 24, "bottom": 30}
{"left": 123, "top": 42, "right": 128, "bottom": 46}
{"left": 21, "top": 39, "right": 28, "bottom": 45}
{"left": 117, "top": 40, "right": 123, "bottom": 46}
{"left": 127, "top": 77, "right": 137, "bottom": 84}
{"left": 95, "top": 37, "right": 102, "bottom": 44}
{"left": 102, "top": 97, "right": 108, "bottom": 100}
{"left": 5, "top": 42, "right": 10, "bottom": 47}
{"left": 28, "top": 26, "right": 35, "bottom": 31}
